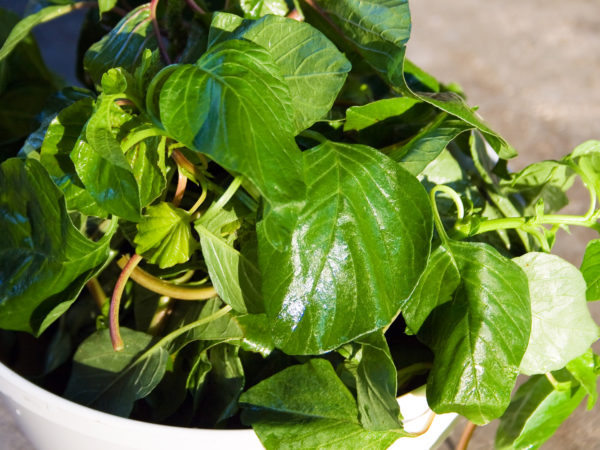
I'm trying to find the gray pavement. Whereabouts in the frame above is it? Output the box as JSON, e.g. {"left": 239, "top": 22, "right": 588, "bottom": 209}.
{"left": 2, "top": 1, "right": 600, "bottom": 448}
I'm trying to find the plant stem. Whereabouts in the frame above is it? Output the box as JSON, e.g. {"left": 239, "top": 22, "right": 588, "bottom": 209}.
{"left": 475, "top": 214, "right": 600, "bottom": 235}
{"left": 173, "top": 170, "right": 188, "bottom": 207}
{"left": 205, "top": 176, "right": 243, "bottom": 216}
{"left": 147, "top": 296, "right": 174, "bottom": 335}
{"left": 121, "top": 127, "right": 167, "bottom": 152}
{"left": 86, "top": 278, "right": 108, "bottom": 311}
{"left": 457, "top": 421, "right": 477, "bottom": 450}
{"left": 429, "top": 186, "right": 452, "bottom": 245}
{"left": 185, "top": 0, "right": 206, "bottom": 14}
{"left": 110, "top": 254, "right": 142, "bottom": 351}
{"left": 149, "top": 0, "right": 171, "bottom": 64}
{"left": 188, "top": 177, "right": 208, "bottom": 214}
{"left": 117, "top": 255, "right": 217, "bottom": 300}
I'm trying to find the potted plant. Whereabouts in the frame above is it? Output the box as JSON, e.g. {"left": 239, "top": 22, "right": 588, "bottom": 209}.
{"left": 1, "top": 1, "right": 599, "bottom": 449}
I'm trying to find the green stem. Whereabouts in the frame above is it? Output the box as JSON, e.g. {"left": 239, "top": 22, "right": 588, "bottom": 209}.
{"left": 121, "top": 127, "right": 167, "bottom": 152}
{"left": 475, "top": 214, "right": 600, "bottom": 235}
{"left": 429, "top": 186, "right": 452, "bottom": 245}
{"left": 205, "top": 176, "right": 243, "bottom": 216}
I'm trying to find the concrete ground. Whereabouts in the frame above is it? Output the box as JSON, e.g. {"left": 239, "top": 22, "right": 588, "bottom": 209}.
{"left": 1, "top": 0, "right": 600, "bottom": 449}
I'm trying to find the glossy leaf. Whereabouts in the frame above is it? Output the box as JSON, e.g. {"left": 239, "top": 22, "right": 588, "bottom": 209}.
{"left": 514, "top": 252, "right": 599, "bottom": 375}
{"left": 84, "top": 5, "right": 159, "bottom": 85}
{"left": 239, "top": 0, "right": 288, "bottom": 19}
{"left": 260, "top": 141, "right": 432, "bottom": 354}
{"left": 240, "top": 359, "right": 403, "bottom": 449}
{"left": 64, "top": 328, "right": 168, "bottom": 417}
{"left": 0, "top": 158, "right": 114, "bottom": 334}
{"left": 195, "top": 207, "right": 262, "bottom": 313}
{"left": 566, "top": 349, "right": 600, "bottom": 409}
{"left": 495, "top": 370, "right": 587, "bottom": 450}
{"left": 135, "top": 202, "right": 198, "bottom": 269}
{"left": 159, "top": 39, "right": 304, "bottom": 245}
{"left": 232, "top": 15, "right": 351, "bottom": 132}
{"left": 0, "top": 3, "right": 83, "bottom": 61}
{"left": 236, "top": 314, "right": 274, "bottom": 357}
{"left": 419, "top": 241, "right": 531, "bottom": 424}
{"left": 581, "top": 239, "right": 600, "bottom": 301}
{"left": 39, "top": 97, "right": 108, "bottom": 217}
{"left": 207, "top": 12, "right": 244, "bottom": 48}
{"left": 344, "top": 97, "right": 420, "bottom": 132}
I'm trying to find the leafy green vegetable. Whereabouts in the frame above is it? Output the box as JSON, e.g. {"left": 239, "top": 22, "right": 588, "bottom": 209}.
{"left": 239, "top": 0, "right": 289, "bottom": 19}
{"left": 581, "top": 239, "right": 600, "bottom": 301}
{"left": 513, "top": 252, "right": 599, "bottom": 375}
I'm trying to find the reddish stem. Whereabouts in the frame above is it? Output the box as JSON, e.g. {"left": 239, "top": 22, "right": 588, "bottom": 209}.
{"left": 287, "top": 9, "right": 303, "bottom": 21}
{"left": 149, "top": 0, "right": 172, "bottom": 64}
{"left": 457, "top": 421, "right": 477, "bottom": 450}
{"left": 173, "top": 170, "right": 188, "bottom": 207}
{"left": 185, "top": 0, "right": 206, "bottom": 14}
{"left": 109, "top": 254, "right": 142, "bottom": 351}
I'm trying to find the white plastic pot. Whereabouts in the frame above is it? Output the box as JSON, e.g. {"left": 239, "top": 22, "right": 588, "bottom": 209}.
{"left": 0, "top": 362, "right": 458, "bottom": 450}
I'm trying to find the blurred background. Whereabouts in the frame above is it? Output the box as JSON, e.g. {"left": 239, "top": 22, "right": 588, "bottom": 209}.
{"left": 1, "top": 0, "right": 599, "bottom": 448}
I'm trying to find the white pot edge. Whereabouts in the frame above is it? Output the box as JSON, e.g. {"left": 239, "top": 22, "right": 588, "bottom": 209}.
{"left": 0, "top": 361, "right": 458, "bottom": 450}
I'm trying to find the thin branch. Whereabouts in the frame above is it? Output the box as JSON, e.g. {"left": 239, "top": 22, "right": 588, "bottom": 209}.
{"left": 173, "top": 170, "right": 188, "bottom": 207}
{"left": 150, "top": 0, "right": 172, "bottom": 64}
{"left": 457, "top": 421, "right": 477, "bottom": 450}
{"left": 110, "top": 254, "right": 142, "bottom": 351}
{"left": 185, "top": 0, "right": 206, "bottom": 14}
{"left": 86, "top": 278, "right": 108, "bottom": 311}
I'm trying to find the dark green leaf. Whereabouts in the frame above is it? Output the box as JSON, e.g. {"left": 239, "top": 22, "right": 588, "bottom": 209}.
{"left": 260, "top": 141, "right": 432, "bottom": 354}
{"left": 195, "top": 207, "right": 262, "bottom": 314}
{"left": 0, "top": 158, "right": 115, "bottom": 335}
{"left": 232, "top": 15, "right": 351, "bottom": 132}
{"left": 236, "top": 313, "right": 274, "bottom": 357}
{"left": 495, "top": 370, "right": 587, "bottom": 450}
{"left": 64, "top": 328, "right": 168, "bottom": 417}
{"left": 513, "top": 252, "right": 598, "bottom": 375}
{"left": 135, "top": 202, "right": 198, "bottom": 269}
{"left": 419, "top": 241, "right": 531, "bottom": 424}
{"left": 0, "top": 3, "right": 83, "bottom": 61}
{"left": 84, "top": 5, "right": 159, "bottom": 85}
{"left": 240, "top": 359, "right": 403, "bottom": 449}
{"left": 581, "top": 239, "right": 600, "bottom": 301}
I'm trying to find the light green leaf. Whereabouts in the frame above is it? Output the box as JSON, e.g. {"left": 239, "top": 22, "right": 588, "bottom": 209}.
{"left": 84, "top": 5, "right": 159, "bottom": 85}
{"left": 158, "top": 39, "right": 304, "bottom": 246}
{"left": 344, "top": 97, "right": 420, "bottom": 132}
{"left": 98, "top": 0, "right": 118, "bottom": 15}
{"left": 581, "top": 239, "right": 600, "bottom": 301}
{"left": 495, "top": 370, "right": 587, "bottom": 450}
{"left": 566, "top": 349, "right": 600, "bottom": 409}
{"left": 419, "top": 241, "right": 531, "bottom": 425}
{"left": 513, "top": 252, "right": 599, "bottom": 375}
{"left": 64, "top": 328, "right": 168, "bottom": 417}
{"left": 195, "top": 208, "right": 262, "bottom": 313}
{"left": 0, "top": 158, "right": 114, "bottom": 335}
{"left": 207, "top": 12, "right": 244, "bottom": 48}
{"left": 135, "top": 202, "right": 197, "bottom": 269}
{"left": 239, "top": 0, "right": 288, "bottom": 19}
{"left": 233, "top": 15, "right": 351, "bottom": 132}
{"left": 240, "top": 359, "right": 403, "bottom": 449}
{"left": 260, "top": 141, "right": 432, "bottom": 354}
{"left": 0, "top": 3, "right": 83, "bottom": 61}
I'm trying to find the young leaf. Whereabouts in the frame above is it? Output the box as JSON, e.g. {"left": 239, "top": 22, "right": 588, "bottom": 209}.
{"left": 135, "top": 202, "right": 198, "bottom": 269}
{"left": 344, "top": 97, "right": 421, "bottom": 133}
{"left": 260, "top": 141, "right": 432, "bottom": 355}
{"left": 231, "top": 15, "right": 352, "bottom": 132}
{"left": 581, "top": 239, "right": 600, "bottom": 301}
{"left": 239, "top": 0, "right": 289, "bottom": 19}
{"left": 195, "top": 208, "right": 263, "bottom": 313}
{"left": 240, "top": 359, "right": 404, "bottom": 449}
{"left": 98, "top": 0, "right": 118, "bottom": 16}
{"left": 84, "top": 5, "right": 159, "bottom": 84}
{"left": 0, "top": 158, "right": 115, "bottom": 335}
{"left": 419, "top": 241, "right": 531, "bottom": 425}
{"left": 513, "top": 252, "right": 599, "bottom": 375}
{"left": 495, "top": 370, "right": 588, "bottom": 450}
{"left": 566, "top": 349, "right": 600, "bottom": 409}
{"left": 0, "top": 3, "right": 85, "bottom": 61}
{"left": 64, "top": 328, "right": 168, "bottom": 417}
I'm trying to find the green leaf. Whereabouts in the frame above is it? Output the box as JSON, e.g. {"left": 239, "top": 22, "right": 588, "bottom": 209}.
{"left": 240, "top": 359, "right": 402, "bottom": 449}
{"left": 232, "top": 15, "right": 351, "bottom": 132}
{"left": 567, "top": 140, "right": 600, "bottom": 197}
{"left": 207, "top": 12, "right": 244, "bottom": 48}
{"left": 98, "top": 0, "right": 118, "bottom": 15}
{"left": 353, "top": 333, "right": 403, "bottom": 431}
{"left": 84, "top": 5, "right": 159, "bottom": 85}
{"left": 495, "top": 370, "right": 587, "bottom": 450}
{"left": 344, "top": 97, "right": 420, "bottom": 132}
{"left": 195, "top": 207, "right": 262, "bottom": 313}
{"left": 236, "top": 313, "right": 274, "bottom": 357}
{"left": 311, "top": 0, "right": 515, "bottom": 159}
{"left": 581, "top": 239, "right": 600, "bottom": 301}
{"left": 566, "top": 349, "right": 600, "bottom": 409}
{"left": 239, "top": 0, "right": 289, "bottom": 19}
{"left": 260, "top": 141, "right": 432, "bottom": 354}
{"left": 39, "top": 97, "right": 108, "bottom": 217}
{"left": 134, "top": 203, "right": 198, "bottom": 269}
{"left": 0, "top": 3, "right": 83, "bottom": 61}
{"left": 419, "top": 241, "right": 531, "bottom": 424}
{"left": 513, "top": 252, "right": 599, "bottom": 375}
{"left": 159, "top": 39, "right": 304, "bottom": 245}
{"left": 401, "top": 245, "right": 460, "bottom": 334}
{"left": 0, "top": 158, "right": 115, "bottom": 335}
{"left": 64, "top": 328, "right": 168, "bottom": 417}
{"left": 71, "top": 96, "right": 142, "bottom": 221}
